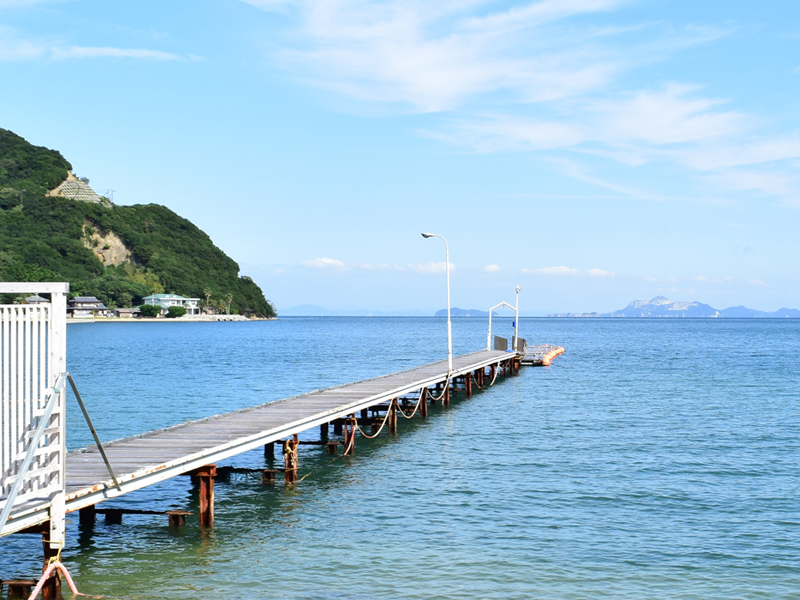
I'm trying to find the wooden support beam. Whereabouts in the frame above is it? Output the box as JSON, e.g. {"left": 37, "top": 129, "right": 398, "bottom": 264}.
{"left": 261, "top": 469, "right": 278, "bottom": 483}
{"left": 326, "top": 441, "right": 338, "bottom": 455}
{"left": 420, "top": 388, "right": 428, "bottom": 418}
{"left": 320, "top": 422, "right": 328, "bottom": 439}
{"left": 264, "top": 441, "right": 275, "bottom": 459}
{"left": 191, "top": 465, "right": 217, "bottom": 527}
{"left": 333, "top": 420, "right": 343, "bottom": 435}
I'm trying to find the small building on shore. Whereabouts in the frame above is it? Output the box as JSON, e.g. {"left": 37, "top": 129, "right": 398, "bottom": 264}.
{"left": 113, "top": 307, "right": 141, "bottom": 319}
{"left": 24, "top": 294, "right": 49, "bottom": 305}
{"left": 68, "top": 296, "right": 111, "bottom": 318}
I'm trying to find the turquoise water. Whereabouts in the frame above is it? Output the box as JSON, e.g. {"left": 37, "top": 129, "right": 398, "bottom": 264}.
{"left": 1, "top": 317, "right": 799, "bottom": 599}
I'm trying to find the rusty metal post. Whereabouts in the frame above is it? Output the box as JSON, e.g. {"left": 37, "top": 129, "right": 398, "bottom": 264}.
{"left": 443, "top": 380, "right": 450, "bottom": 407}
{"left": 344, "top": 416, "right": 356, "bottom": 455}
{"left": 465, "top": 373, "right": 473, "bottom": 397}
{"left": 420, "top": 388, "right": 428, "bottom": 418}
{"left": 283, "top": 435, "right": 298, "bottom": 483}
{"left": 261, "top": 469, "right": 277, "bottom": 483}
{"left": 6, "top": 580, "right": 35, "bottom": 599}
{"left": 79, "top": 504, "right": 96, "bottom": 527}
{"left": 195, "top": 465, "right": 216, "bottom": 527}
{"left": 389, "top": 399, "right": 398, "bottom": 434}
{"left": 326, "top": 441, "right": 338, "bottom": 455}
{"left": 41, "top": 529, "right": 61, "bottom": 600}
{"left": 167, "top": 510, "right": 190, "bottom": 526}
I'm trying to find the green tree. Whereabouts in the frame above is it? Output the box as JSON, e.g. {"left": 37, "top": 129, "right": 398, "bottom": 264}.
{"left": 139, "top": 304, "right": 160, "bottom": 318}
{"left": 166, "top": 305, "right": 187, "bottom": 318}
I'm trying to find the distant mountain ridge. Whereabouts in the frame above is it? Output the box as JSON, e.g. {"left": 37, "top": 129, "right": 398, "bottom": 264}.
{"left": 435, "top": 307, "right": 499, "bottom": 317}
{"left": 548, "top": 296, "right": 800, "bottom": 318}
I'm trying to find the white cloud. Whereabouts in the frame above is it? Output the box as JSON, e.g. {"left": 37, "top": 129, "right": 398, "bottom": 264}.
{"left": 238, "top": 0, "right": 800, "bottom": 208}
{"left": 595, "top": 83, "right": 744, "bottom": 146}
{"left": 407, "top": 261, "right": 454, "bottom": 274}
{"left": 0, "top": 26, "right": 188, "bottom": 62}
{"left": 522, "top": 265, "right": 578, "bottom": 275}
{"left": 301, "top": 257, "right": 349, "bottom": 269}
{"left": 750, "top": 279, "right": 768, "bottom": 287}
{"left": 243, "top": 0, "right": 633, "bottom": 112}
{"left": 482, "top": 264, "right": 502, "bottom": 273}
{"left": 51, "top": 46, "right": 183, "bottom": 60}
{"left": 586, "top": 267, "right": 615, "bottom": 277}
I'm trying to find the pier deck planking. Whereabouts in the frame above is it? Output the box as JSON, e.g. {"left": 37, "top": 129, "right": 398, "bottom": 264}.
{"left": 60, "top": 349, "right": 515, "bottom": 512}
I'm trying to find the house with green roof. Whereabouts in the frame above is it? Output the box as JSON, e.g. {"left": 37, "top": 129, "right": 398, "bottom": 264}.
{"left": 141, "top": 293, "right": 201, "bottom": 316}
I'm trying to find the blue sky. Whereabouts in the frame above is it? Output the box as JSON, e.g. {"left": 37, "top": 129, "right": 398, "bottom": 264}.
{"left": 2, "top": 0, "right": 799, "bottom": 314}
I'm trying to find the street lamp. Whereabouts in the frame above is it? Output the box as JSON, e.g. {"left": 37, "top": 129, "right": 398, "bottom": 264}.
{"left": 421, "top": 232, "right": 453, "bottom": 376}
{"left": 514, "top": 285, "right": 521, "bottom": 349}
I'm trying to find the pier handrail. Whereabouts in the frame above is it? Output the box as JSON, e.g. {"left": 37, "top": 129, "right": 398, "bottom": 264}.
{"left": 0, "top": 373, "right": 66, "bottom": 529}
{"left": 67, "top": 373, "right": 121, "bottom": 491}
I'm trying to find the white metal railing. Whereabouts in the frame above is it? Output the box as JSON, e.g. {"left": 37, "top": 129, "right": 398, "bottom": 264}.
{"left": 0, "top": 283, "right": 67, "bottom": 546}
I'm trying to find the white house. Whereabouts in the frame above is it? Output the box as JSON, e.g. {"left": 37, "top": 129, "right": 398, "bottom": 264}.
{"left": 141, "top": 293, "right": 201, "bottom": 316}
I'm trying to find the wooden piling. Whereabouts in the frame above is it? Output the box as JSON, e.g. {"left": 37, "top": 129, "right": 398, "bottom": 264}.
{"left": 320, "top": 422, "right": 328, "bottom": 439}
{"left": 264, "top": 441, "right": 275, "bottom": 458}
{"left": 465, "top": 373, "right": 473, "bottom": 397}
{"left": 420, "top": 388, "right": 428, "bottom": 418}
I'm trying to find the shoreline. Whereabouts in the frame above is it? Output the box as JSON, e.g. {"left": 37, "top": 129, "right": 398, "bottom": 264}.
{"left": 67, "top": 316, "right": 277, "bottom": 324}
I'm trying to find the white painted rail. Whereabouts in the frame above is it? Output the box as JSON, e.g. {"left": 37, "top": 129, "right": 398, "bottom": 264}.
{"left": 0, "top": 283, "right": 67, "bottom": 547}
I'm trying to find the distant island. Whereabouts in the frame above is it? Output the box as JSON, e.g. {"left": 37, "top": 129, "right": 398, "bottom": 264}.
{"left": 548, "top": 296, "right": 800, "bottom": 318}
{"left": 434, "top": 308, "right": 499, "bottom": 317}
{"left": 0, "top": 128, "right": 275, "bottom": 317}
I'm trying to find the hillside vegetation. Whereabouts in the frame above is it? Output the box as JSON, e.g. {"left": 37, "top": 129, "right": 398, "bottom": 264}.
{"left": 0, "top": 128, "right": 275, "bottom": 317}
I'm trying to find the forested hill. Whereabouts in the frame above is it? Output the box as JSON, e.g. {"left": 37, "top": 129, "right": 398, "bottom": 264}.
{"left": 0, "top": 128, "right": 275, "bottom": 317}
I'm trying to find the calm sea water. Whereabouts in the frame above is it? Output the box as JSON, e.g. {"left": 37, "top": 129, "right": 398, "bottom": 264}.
{"left": 1, "top": 317, "right": 799, "bottom": 599}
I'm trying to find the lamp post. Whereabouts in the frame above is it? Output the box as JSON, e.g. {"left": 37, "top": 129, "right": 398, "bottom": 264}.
{"left": 514, "top": 285, "right": 521, "bottom": 349}
{"left": 421, "top": 232, "right": 452, "bottom": 376}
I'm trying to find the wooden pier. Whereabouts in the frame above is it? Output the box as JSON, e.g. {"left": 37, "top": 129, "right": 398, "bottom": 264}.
{"left": 5, "top": 349, "right": 520, "bottom": 535}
